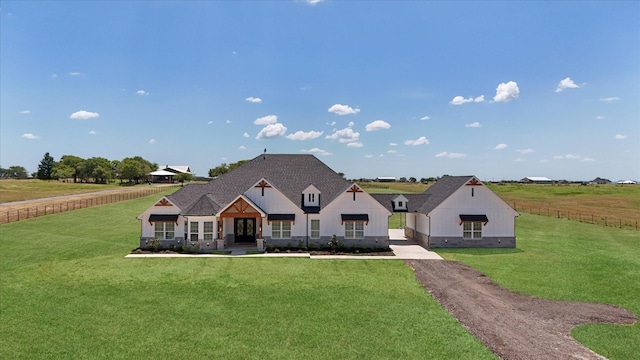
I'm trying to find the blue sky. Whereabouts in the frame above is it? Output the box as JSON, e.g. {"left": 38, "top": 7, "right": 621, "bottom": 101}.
{"left": 1, "top": 1, "right": 638, "bottom": 181}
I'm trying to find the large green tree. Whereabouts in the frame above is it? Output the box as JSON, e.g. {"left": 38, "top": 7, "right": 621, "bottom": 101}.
{"left": 120, "top": 156, "right": 157, "bottom": 184}
{"left": 37, "top": 152, "right": 55, "bottom": 180}
{"left": 0, "top": 166, "right": 28, "bottom": 178}
{"left": 82, "top": 157, "right": 113, "bottom": 183}
{"left": 57, "top": 155, "right": 85, "bottom": 183}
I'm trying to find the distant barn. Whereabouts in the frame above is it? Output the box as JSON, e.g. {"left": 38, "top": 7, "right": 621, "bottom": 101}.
{"left": 519, "top": 176, "right": 553, "bottom": 184}
{"left": 376, "top": 176, "right": 396, "bottom": 182}
{"left": 590, "top": 177, "right": 612, "bottom": 185}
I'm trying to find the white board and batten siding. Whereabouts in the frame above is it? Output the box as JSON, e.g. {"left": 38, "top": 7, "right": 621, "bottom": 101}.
{"left": 322, "top": 185, "right": 392, "bottom": 238}
{"left": 137, "top": 196, "right": 185, "bottom": 239}
{"left": 429, "top": 184, "right": 517, "bottom": 238}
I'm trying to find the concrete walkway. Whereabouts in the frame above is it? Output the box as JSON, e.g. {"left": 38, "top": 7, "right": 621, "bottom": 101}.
{"left": 125, "top": 229, "right": 442, "bottom": 260}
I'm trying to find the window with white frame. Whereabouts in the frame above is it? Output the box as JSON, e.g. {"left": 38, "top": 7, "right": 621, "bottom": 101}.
{"left": 462, "top": 221, "right": 483, "bottom": 239}
{"left": 203, "top": 221, "right": 214, "bottom": 241}
{"left": 344, "top": 221, "right": 364, "bottom": 239}
{"left": 271, "top": 221, "right": 292, "bottom": 239}
{"left": 310, "top": 219, "right": 320, "bottom": 239}
{"left": 308, "top": 193, "right": 315, "bottom": 203}
{"left": 190, "top": 221, "right": 198, "bottom": 241}
{"left": 154, "top": 222, "right": 175, "bottom": 240}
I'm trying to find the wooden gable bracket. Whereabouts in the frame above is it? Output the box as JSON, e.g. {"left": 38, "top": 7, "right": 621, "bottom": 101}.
{"left": 346, "top": 184, "right": 363, "bottom": 201}
{"left": 255, "top": 179, "right": 272, "bottom": 196}
{"left": 465, "top": 178, "right": 483, "bottom": 186}
{"left": 154, "top": 198, "right": 172, "bottom": 206}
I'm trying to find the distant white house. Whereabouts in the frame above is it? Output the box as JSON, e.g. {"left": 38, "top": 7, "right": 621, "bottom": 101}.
{"left": 617, "top": 180, "right": 637, "bottom": 185}
{"left": 520, "top": 176, "right": 553, "bottom": 184}
{"left": 150, "top": 165, "right": 191, "bottom": 183}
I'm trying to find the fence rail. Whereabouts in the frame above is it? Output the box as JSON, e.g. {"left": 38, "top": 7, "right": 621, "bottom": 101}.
{"left": 1, "top": 186, "right": 179, "bottom": 224}
{"left": 512, "top": 203, "right": 639, "bottom": 231}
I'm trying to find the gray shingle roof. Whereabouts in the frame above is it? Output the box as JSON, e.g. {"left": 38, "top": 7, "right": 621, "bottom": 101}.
{"left": 417, "top": 176, "right": 474, "bottom": 213}
{"left": 370, "top": 176, "right": 474, "bottom": 214}
{"left": 167, "top": 154, "right": 351, "bottom": 215}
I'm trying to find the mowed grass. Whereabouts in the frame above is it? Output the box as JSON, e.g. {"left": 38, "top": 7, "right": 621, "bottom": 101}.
{"left": 437, "top": 213, "right": 640, "bottom": 360}
{"left": 0, "top": 195, "right": 494, "bottom": 359}
{"left": 0, "top": 179, "right": 122, "bottom": 203}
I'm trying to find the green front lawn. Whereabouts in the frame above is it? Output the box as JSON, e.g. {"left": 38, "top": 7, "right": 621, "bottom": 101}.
{"left": 0, "top": 195, "right": 493, "bottom": 359}
{"left": 437, "top": 213, "right": 640, "bottom": 360}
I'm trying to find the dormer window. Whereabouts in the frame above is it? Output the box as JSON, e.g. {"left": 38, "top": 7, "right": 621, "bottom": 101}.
{"left": 392, "top": 195, "right": 408, "bottom": 212}
{"left": 302, "top": 185, "right": 321, "bottom": 213}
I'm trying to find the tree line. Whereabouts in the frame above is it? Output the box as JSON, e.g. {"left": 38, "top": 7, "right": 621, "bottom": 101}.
{"left": 34, "top": 152, "right": 159, "bottom": 184}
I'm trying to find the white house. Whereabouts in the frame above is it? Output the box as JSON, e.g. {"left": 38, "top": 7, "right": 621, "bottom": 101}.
{"left": 137, "top": 154, "right": 391, "bottom": 250}
{"left": 138, "top": 155, "right": 518, "bottom": 251}
{"left": 373, "top": 176, "right": 519, "bottom": 248}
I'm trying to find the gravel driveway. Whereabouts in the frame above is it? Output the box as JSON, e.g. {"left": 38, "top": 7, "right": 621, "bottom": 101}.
{"left": 407, "top": 260, "right": 637, "bottom": 360}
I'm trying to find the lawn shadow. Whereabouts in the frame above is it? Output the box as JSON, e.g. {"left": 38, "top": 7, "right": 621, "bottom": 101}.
{"left": 435, "top": 248, "right": 524, "bottom": 256}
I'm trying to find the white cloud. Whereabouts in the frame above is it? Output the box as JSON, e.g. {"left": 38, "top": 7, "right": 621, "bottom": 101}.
{"left": 450, "top": 96, "right": 474, "bottom": 105}
{"left": 148, "top": 139, "right": 156, "bottom": 144}
{"left": 435, "top": 152, "right": 466, "bottom": 158}
{"left": 465, "top": 122, "right": 481, "bottom": 128}
{"left": 347, "top": 142, "right": 363, "bottom": 148}
{"left": 245, "top": 97, "right": 262, "bottom": 103}
{"left": 516, "top": 148, "right": 534, "bottom": 154}
{"left": 69, "top": 72, "right": 83, "bottom": 76}
{"left": 365, "top": 154, "right": 374, "bottom": 158}
{"left": 555, "top": 77, "right": 580, "bottom": 92}
{"left": 450, "top": 95, "right": 484, "bottom": 105}
{"left": 136, "top": 90, "right": 149, "bottom": 95}
{"left": 70, "top": 110, "right": 99, "bottom": 120}
{"left": 494, "top": 143, "right": 508, "bottom": 150}
{"left": 89, "top": 130, "right": 96, "bottom": 135}
{"left": 596, "top": 115, "right": 605, "bottom": 120}
{"left": 326, "top": 125, "right": 360, "bottom": 143}
{"left": 365, "top": 120, "right": 391, "bottom": 131}
{"left": 387, "top": 149, "right": 397, "bottom": 153}
{"left": 599, "top": 97, "right": 620, "bottom": 103}
{"left": 239, "top": 145, "right": 246, "bottom": 150}
{"left": 254, "top": 115, "right": 278, "bottom": 125}
{"left": 226, "top": 120, "right": 232, "bottom": 124}
{"left": 389, "top": 142, "right": 398, "bottom": 146}
{"left": 51, "top": 73, "right": 58, "bottom": 79}
{"left": 615, "top": 134, "right": 627, "bottom": 139}
{"left": 328, "top": 104, "right": 360, "bottom": 116}
{"left": 493, "top": 81, "right": 520, "bottom": 102}
{"left": 306, "top": 0, "right": 324, "bottom": 5}
{"left": 22, "top": 133, "right": 39, "bottom": 140}
{"left": 243, "top": 132, "right": 250, "bottom": 138}
{"left": 301, "top": 148, "right": 332, "bottom": 156}
{"left": 404, "top": 136, "right": 429, "bottom": 146}
{"left": 20, "top": 110, "right": 31, "bottom": 114}
{"left": 286, "top": 130, "right": 323, "bottom": 140}
{"left": 256, "top": 123, "right": 287, "bottom": 139}
{"left": 207, "top": 121, "right": 213, "bottom": 125}
{"left": 581, "top": 157, "right": 595, "bottom": 162}
{"left": 514, "top": 158, "right": 525, "bottom": 162}
{"left": 420, "top": 116, "right": 430, "bottom": 121}
{"left": 554, "top": 154, "right": 582, "bottom": 160}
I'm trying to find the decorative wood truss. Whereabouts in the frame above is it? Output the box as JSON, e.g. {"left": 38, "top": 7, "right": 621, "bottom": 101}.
{"left": 255, "top": 179, "right": 272, "bottom": 196}
{"left": 346, "top": 184, "right": 363, "bottom": 201}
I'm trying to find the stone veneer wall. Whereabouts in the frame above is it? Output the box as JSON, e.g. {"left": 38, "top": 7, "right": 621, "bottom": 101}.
{"left": 264, "top": 235, "right": 390, "bottom": 249}
{"left": 404, "top": 228, "right": 515, "bottom": 249}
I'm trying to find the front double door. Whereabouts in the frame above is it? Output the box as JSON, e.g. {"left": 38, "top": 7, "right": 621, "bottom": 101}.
{"left": 234, "top": 218, "right": 255, "bottom": 243}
